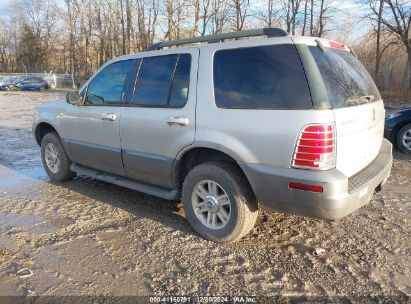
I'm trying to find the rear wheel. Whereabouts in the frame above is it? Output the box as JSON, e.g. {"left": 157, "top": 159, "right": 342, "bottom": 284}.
{"left": 41, "top": 132, "right": 75, "bottom": 181}
{"left": 182, "top": 162, "right": 258, "bottom": 243}
{"left": 397, "top": 123, "right": 411, "bottom": 154}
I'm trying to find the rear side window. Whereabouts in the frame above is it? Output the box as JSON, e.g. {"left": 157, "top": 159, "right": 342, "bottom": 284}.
{"left": 213, "top": 44, "right": 312, "bottom": 110}
{"left": 169, "top": 54, "right": 191, "bottom": 108}
{"left": 133, "top": 54, "right": 191, "bottom": 108}
{"left": 309, "top": 46, "right": 381, "bottom": 108}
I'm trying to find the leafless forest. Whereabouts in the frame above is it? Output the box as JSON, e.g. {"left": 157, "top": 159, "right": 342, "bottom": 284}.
{"left": 0, "top": 0, "right": 410, "bottom": 91}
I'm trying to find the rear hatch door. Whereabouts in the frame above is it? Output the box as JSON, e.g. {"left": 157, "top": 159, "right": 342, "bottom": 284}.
{"left": 307, "top": 41, "right": 384, "bottom": 177}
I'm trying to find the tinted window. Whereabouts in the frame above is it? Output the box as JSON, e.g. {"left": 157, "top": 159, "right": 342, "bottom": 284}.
{"left": 133, "top": 55, "right": 178, "bottom": 107}
{"left": 132, "top": 54, "right": 191, "bottom": 108}
{"left": 309, "top": 46, "right": 381, "bottom": 108}
{"left": 85, "top": 60, "right": 132, "bottom": 105}
{"left": 169, "top": 54, "right": 191, "bottom": 107}
{"left": 213, "top": 44, "right": 312, "bottom": 110}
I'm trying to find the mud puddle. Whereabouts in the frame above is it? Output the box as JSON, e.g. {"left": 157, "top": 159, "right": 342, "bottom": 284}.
{"left": 0, "top": 212, "right": 56, "bottom": 235}
{"left": 0, "top": 164, "right": 47, "bottom": 192}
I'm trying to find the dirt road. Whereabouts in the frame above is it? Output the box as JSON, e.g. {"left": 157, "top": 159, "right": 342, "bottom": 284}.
{"left": 0, "top": 91, "right": 410, "bottom": 302}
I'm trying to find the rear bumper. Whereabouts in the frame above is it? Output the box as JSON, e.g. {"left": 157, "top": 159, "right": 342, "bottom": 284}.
{"left": 241, "top": 139, "right": 393, "bottom": 220}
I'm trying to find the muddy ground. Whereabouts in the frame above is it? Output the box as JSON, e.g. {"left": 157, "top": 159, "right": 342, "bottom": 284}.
{"left": 0, "top": 91, "right": 410, "bottom": 302}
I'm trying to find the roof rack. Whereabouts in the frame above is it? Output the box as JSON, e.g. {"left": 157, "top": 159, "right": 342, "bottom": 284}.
{"left": 147, "top": 28, "right": 288, "bottom": 51}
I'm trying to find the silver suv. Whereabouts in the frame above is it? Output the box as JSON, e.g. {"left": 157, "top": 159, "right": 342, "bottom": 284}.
{"left": 33, "top": 28, "right": 393, "bottom": 243}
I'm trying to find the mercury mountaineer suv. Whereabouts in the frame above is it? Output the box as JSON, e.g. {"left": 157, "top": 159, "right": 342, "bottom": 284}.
{"left": 33, "top": 28, "right": 393, "bottom": 243}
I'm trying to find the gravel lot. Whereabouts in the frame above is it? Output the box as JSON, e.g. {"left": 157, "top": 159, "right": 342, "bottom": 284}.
{"left": 0, "top": 91, "right": 410, "bottom": 302}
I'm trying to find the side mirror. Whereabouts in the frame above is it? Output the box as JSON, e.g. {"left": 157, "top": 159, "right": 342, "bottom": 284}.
{"left": 66, "top": 91, "right": 82, "bottom": 106}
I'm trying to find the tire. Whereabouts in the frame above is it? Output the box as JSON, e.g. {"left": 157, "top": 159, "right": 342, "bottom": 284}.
{"left": 182, "top": 161, "right": 258, "bottom": 243}
{"left": 41, "top": 132, "right": 75, "bottom": 181}
{"left": 397, "top": 123, "right": 411, "bottom": 154}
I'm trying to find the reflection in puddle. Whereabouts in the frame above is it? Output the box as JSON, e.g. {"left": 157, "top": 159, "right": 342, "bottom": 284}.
{"left": 0, "top": 165, "right": 48, "bottom": 190}
{"left": 0, "top": 213, "right": 75, "bottom": 235}
{"left": 18, "top": 166, "right": 48, "bottom": 181}
{"left": 0, "top": 213, "right": 45, "bottom": 230}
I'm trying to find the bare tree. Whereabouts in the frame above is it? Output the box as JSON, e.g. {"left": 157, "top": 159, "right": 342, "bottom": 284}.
{"left": 301, "top": 0, "right": 309, "bottom": 35}
{"left": 375, "top": 0, "right": 384, "bottom": 86}
{"left": 232, "top": 0, "right": 250, "bottom": 31}
{"left": 367, "top": 0, "right": 411, "bottom": 89}
{"left": 199, "top": 0, "right": 214, "bottom": 35}
{"left": 311, "top": 0, "right": 335, "bottom": 37}
{"left": 317, "top": 0, "right": 325, "bottom": 36}
{"left": 211, "top": 0, "right": 231, "bottom": 34}
{"left": 284, "top": 0, "right": 302, "bottom": 35}
{"left": 310, "top": 0, "right": 314, "bottom": 35}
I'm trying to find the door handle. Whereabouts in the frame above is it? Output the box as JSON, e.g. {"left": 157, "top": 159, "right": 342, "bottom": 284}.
{"left": 101, "top": 113, "right": 116, "bottom": 121}
{"left": 167, "top": 116, "right": 189, "bottom": 126}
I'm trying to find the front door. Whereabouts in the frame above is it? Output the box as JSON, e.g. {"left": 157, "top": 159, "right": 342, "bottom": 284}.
{"left": 120, "top": 49, "right": 199, "bottom": 188}
{"left": 67, "top": 59, "right": 136, "bottom": 176}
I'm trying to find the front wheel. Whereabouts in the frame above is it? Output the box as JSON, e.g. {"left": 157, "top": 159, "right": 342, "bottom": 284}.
{"left": 182, "top": 162, "right": 258, "bottom": 243}
{"left": 41, "top": 132, "right": 75, "bottom": 181}
{"left": 397, "top": 123, "right": 411, "bottom": 154}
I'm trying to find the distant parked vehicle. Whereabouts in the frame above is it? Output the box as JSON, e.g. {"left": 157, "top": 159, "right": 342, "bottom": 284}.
{"left": 385, "top": 108, "right": 411, "bottom": 154}
{"left": 0, "top": 76, "right": 19, "bottom": 91}
{"left": 44, "top": 74, "right": 75, "bottom": 89}
{"left": 14, "top": 77, "right": 48, "bottom": 91}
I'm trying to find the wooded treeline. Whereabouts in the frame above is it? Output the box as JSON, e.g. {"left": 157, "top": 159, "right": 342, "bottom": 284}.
{"left": 0, "top": 0, "right": 410, "bottom": 91}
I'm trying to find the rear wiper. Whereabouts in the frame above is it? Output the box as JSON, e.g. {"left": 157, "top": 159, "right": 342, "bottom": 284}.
{"left": 346, "top": 95, "right": 374, "bottom": 106}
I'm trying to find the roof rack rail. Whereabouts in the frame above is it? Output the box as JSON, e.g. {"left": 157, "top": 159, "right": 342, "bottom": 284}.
{"left": 147, "top": 28, "right": 288, "bottom": 51}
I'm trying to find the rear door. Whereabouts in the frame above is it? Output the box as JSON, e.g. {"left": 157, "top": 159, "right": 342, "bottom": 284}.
{"left": 32, "top": 77, "right": 43, "bottom": 89}
{"left": 120, "top": 49, "right": 198, "bottom": 188}
{"left": 307, "top": 42, "right": 384, "bottom": 177}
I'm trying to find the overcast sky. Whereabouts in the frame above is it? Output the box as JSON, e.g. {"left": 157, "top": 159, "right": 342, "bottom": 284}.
{"left": 0, "top": 0, "right": 13, "bottom": 16}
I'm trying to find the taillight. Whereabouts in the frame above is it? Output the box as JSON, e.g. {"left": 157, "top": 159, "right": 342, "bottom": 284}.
{"left": 292, "top": 123, "right": 336, "bottom": 170}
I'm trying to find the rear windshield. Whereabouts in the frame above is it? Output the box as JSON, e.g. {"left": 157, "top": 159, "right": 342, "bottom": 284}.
{"left": 213, "top": 44, "right": 312, "bottom": 110}
{"left": 309, "top": 46, "right": 381, "bottom": 108}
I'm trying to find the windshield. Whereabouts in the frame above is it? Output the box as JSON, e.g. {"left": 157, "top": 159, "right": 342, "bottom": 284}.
{"left": 309, "top": 46, "right": 381, "bottom": 108}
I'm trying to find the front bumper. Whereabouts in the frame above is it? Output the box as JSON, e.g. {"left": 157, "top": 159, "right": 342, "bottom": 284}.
{"left": 241, "top": 139, "right": 393, "bottom": 220}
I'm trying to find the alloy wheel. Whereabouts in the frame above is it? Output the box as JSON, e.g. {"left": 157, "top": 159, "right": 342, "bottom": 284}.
{"left": 191, "top": 179, "right": 231, "bottom": 230}
{"left": 44, "top": 142, "right": 60, "bottom": 174}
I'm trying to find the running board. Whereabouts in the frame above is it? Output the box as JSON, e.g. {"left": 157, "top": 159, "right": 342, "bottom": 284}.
{"left": 70, "top": 164, "right": 180, "bottom": 200}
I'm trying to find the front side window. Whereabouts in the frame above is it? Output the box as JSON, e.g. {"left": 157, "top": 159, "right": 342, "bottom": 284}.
{"left": 213, "top": 44, "right": 312, "bottom": 110}
{"left": 85, "top": 60, "right": 132, "bottom": 105}
{"left": 133, "top": 54, "right": 191, "bottom": 108}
